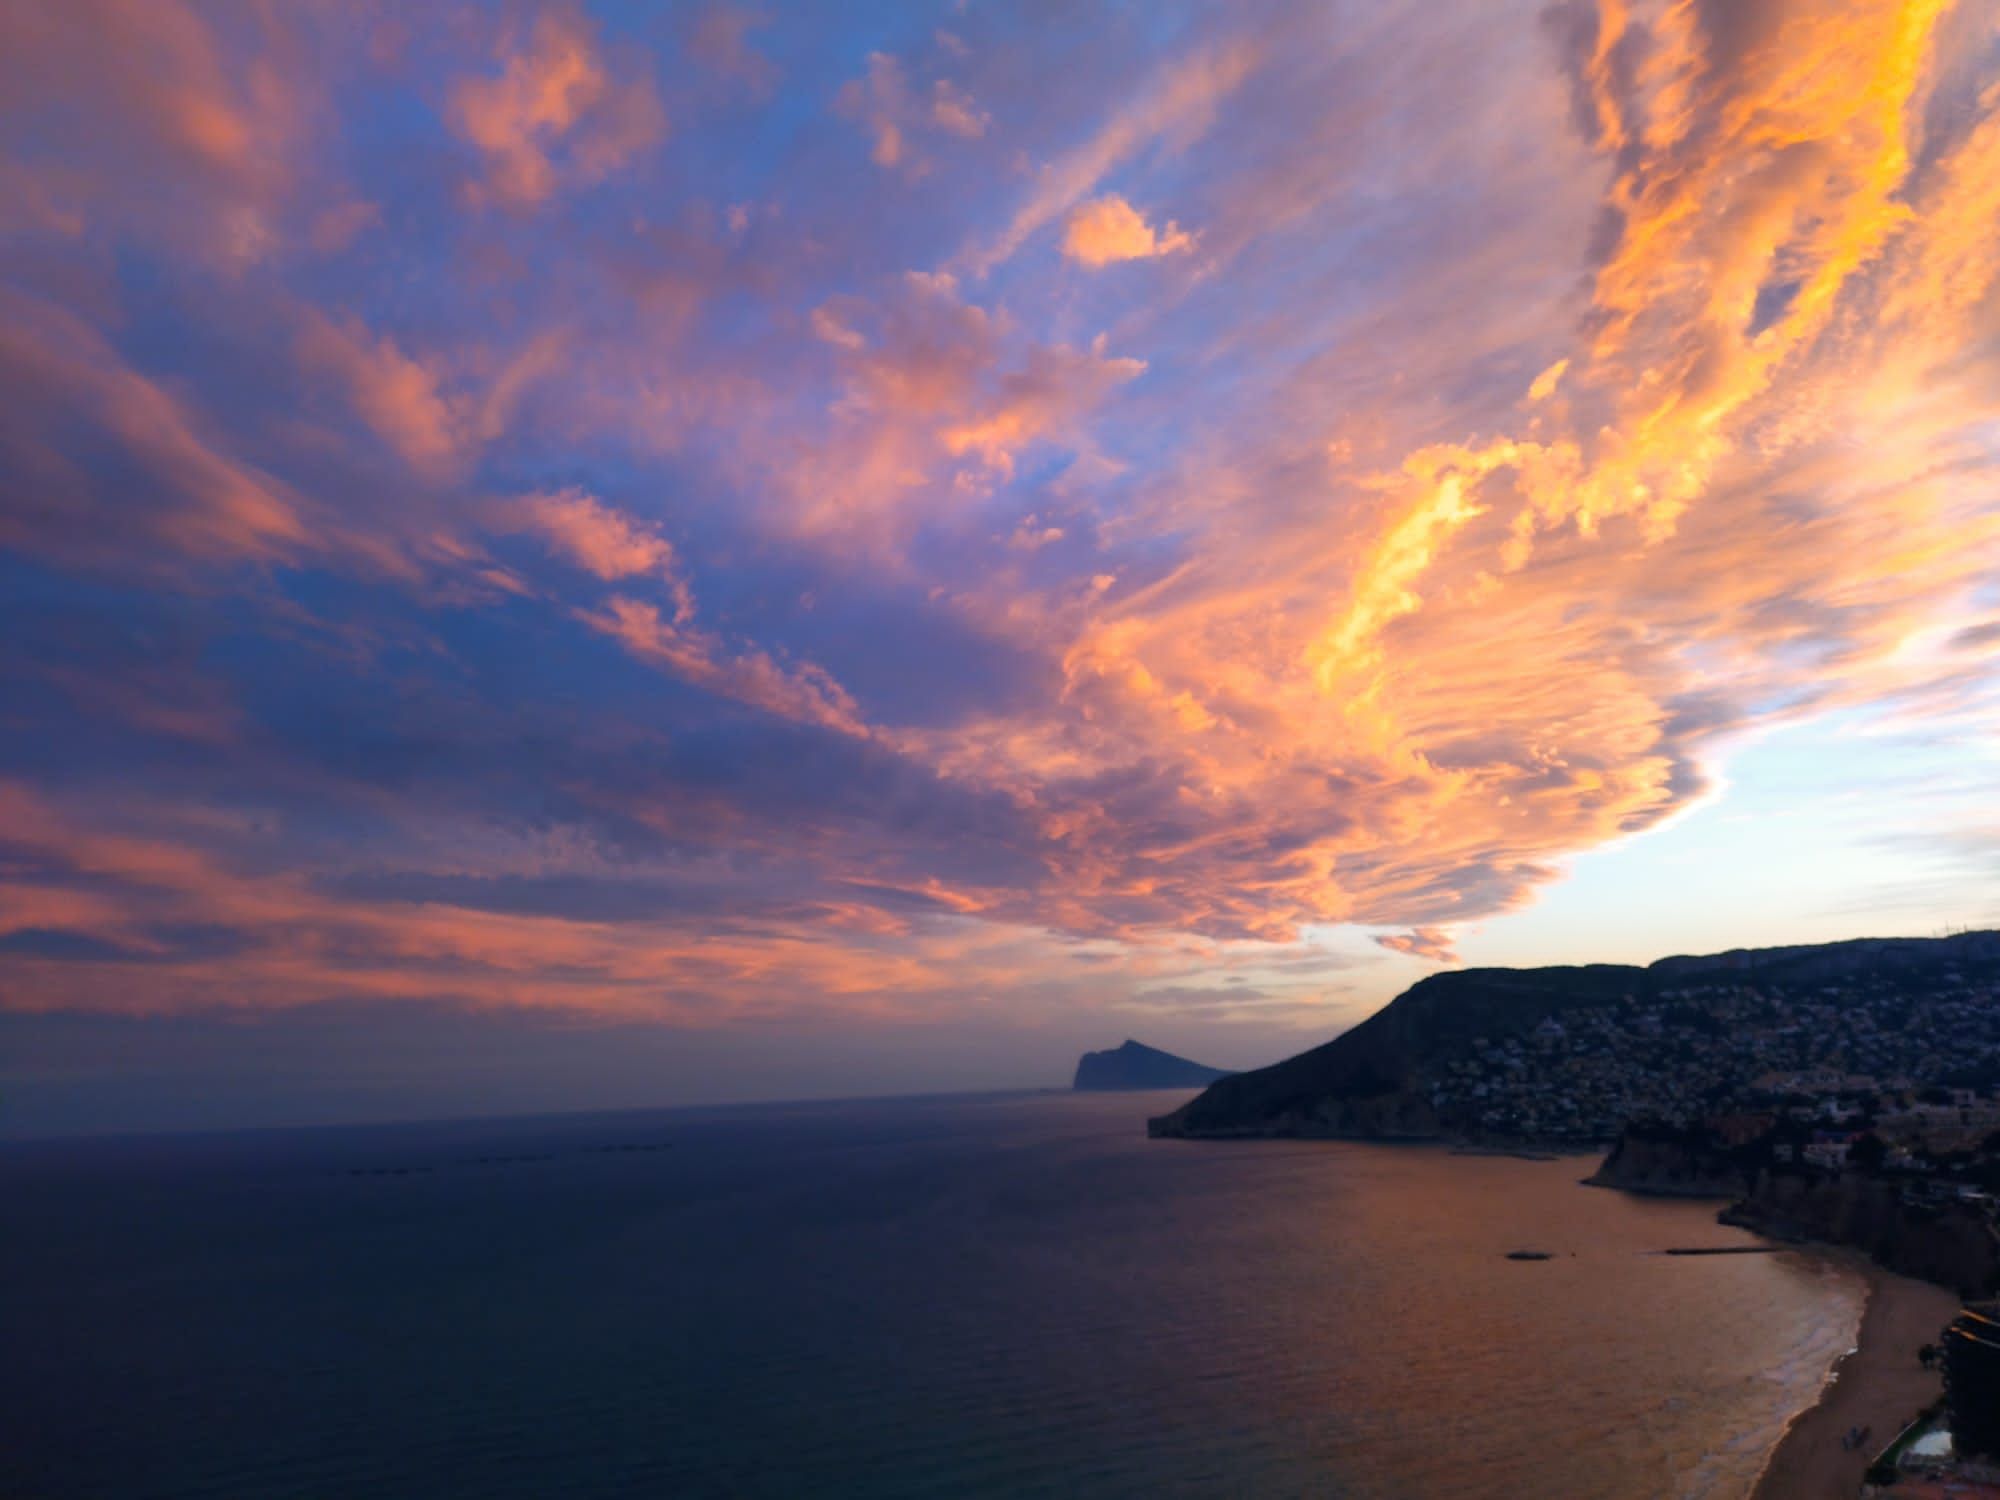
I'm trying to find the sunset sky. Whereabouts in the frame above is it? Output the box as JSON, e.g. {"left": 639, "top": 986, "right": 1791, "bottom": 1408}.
{"left": 4, "top": 0, "right": 2000, "bottom": 1133}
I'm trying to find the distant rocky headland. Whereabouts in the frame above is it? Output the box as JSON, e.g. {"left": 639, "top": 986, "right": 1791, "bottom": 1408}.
{"left": 1150, "top": 930, "right": 2000, "bottom": 1296}
{"left": 1074, "top": 1040, "right": 1233, "bottom": 1091}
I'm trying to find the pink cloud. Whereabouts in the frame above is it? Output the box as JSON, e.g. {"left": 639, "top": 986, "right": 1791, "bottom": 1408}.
{"left": 579, "top": 596, "right": 868, "bottom": 738}
{"left": 837, "top": 51, "right": 988, "bottom": 174}
{"left": 295, "top": 311, "right": 463, "bottom": 479}
{"left": 1373, "top": 928, "right": 1459, "bottom": 964}
{"left": 769, "top": 274, "right": 1144, "bottom": 537}
{"left": 961, "top": 39, "right": 1256, "bottom": 274}
{"left": 930, "top": 81, "right": 989, "bottom": 139}
{"left": 291, "top": 310, "right": 573, "bottom": 486}
{"left": 449, "top": 5, "right": 666, "bottom": 209}
{"left": 0, "top": 0, "right": 312, "bottom": 263}
{"left": 0, "top": 288, "right": 312, "bottom": 568}
{"left": 939, "top": 337, "right": 1145, "bottom": 474}
{"left": 840, "top": 53, "right": 915, "bottom": 169}
{"left": 6, "top": 0, "right": 2000, "bottom": 1042}
{"left": 511, "top": 489, "right": 679, "bottom": 583}
{"left": 0, "top": 781, "right": 1093, "bottom": 1022}
{"left": 1061, "top": 196, "right": 1193, "bottom": 267}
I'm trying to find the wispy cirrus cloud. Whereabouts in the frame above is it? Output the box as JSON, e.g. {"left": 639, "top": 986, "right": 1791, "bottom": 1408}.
{"left": 0, "top": 288, "right": 312, "bottom": 568}
{"left": 578, "top": 594, "right": 868, "bottom": 737}
{"left": 1374, "top": 928, "right": 1458, "bottom": 964}
{"left": 296, "top": 311, "right": 464, "bottom": 479}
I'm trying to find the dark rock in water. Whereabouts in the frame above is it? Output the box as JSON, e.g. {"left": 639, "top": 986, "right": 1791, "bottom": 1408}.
{"left": 1074, "top": 1040, "right": 1233, "bottom": 1091}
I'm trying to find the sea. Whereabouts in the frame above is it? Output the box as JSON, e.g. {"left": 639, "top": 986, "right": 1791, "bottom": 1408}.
{"left": 0, "top": 1089, "right": 1866, "bottom": 1499}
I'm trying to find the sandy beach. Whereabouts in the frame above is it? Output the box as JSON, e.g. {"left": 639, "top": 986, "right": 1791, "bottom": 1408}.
{"left": 1751, "top": 1259, "right": 1960, "bottom": 1500}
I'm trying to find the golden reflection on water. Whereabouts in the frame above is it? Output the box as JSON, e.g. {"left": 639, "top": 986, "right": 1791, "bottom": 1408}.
{"left": 1192, "top": 1143, "right": 1864, "bottom": 1500}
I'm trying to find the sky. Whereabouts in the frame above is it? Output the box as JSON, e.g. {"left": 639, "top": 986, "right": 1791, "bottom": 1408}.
{"left": 4, "top": 0, "right": 2000, "bottom": 1136}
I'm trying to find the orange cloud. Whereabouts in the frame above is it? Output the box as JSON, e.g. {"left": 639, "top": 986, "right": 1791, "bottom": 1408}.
{"left": 1061, "top": 196, "right": 1193, "bottom": 266}
{"left": 963, "top": 39, "right": 1256, "bottom": 273}
{"left": 8, "top": 0, "right": 2000, "bottom": 1041}
{"left": 4, "top": 778, "right": 1346, "bottom": 1032}
{"left": 876, "top": 0, "right": 2000, "bottom": 951}
{"left": 449, "top": 6, "right": 665, "bottom": 208}
{"left": 0, "top": 781, "right": 1077, "bottom": 1022}
{"left": 1374, "top": 928, "right": 1458, "bottom": 963}
{"left": 511, "top": 489, "right": 679, "bottom": 582}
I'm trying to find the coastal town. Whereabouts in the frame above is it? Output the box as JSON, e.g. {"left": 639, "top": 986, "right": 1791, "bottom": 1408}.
{"left": 1400, "top": 952, "right": 2000, "bottom": 1496}
{"left": 1143, "top": 934, "right": 2000, "bottom": 1492}
{"left": 1421, "top": 958, "right": 2000, "bottom": 1150}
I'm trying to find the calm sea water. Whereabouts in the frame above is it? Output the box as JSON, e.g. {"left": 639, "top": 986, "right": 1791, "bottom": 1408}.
{"left": 0, "top": 1090, "right": 1863, "bottom": 1499}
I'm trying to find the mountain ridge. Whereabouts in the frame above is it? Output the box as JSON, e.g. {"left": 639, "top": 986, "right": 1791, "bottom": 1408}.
{"left": 1148, "top": 931, "right": 2000, "bottom": 1140}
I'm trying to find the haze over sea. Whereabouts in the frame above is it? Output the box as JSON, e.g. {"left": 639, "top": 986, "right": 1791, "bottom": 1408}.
{"left": 4, "top": 1091, "right": 1861, "bottom": 1499}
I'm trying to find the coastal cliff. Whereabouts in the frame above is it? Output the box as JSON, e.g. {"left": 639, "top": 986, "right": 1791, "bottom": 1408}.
{"left": 1073, "top": 1040, "right": 1233, "bottom": 1091}
{"left": 1586, "top": 1119, "right": 2000, "bottom": 1296}
{"left": 1720, "top": 1171, "right": 2000, "bottom": 1296}
{"left": 1586, "top": 1122, "right": 1754, "bottom": 1198}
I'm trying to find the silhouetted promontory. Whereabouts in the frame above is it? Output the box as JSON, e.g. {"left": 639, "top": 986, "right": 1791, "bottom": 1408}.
{"left": 1149, "top": 931, "right": 2000, "bottom": 1140}
{"left": 1074, "top": 1040, "right": 1234, "bottom": 1091}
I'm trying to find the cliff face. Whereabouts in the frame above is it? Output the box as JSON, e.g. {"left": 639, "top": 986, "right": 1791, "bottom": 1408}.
{"left": 1073, "top": 1040, "right": 1233, "bottom": 1091}
{"left": 1721, "top": 1171, "right": 2000, "bottom": 1297}
{"left": 1586, "top": 1128, "right": 1752, "bottom": 1198}
{"left": 1587, "top": 1120, "right": 2000, "bottom": 1293}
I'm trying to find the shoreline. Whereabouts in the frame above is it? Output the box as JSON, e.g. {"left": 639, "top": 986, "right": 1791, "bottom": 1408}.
{"left": 1749, "top": 1253, "right": 1958, "bottom": 1500}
